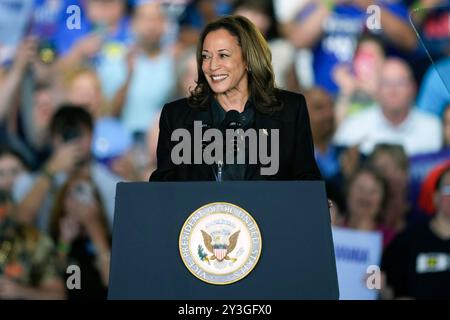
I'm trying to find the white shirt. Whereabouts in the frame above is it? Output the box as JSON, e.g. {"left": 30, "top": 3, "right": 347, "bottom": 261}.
{"left": 333, "top": 106, "right": 443, "bottom": 156}
{"left": 122, "top": 52, "right": 175, "bottom": 134}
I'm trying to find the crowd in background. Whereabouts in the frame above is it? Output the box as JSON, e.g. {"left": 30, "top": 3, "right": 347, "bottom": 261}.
{"left": 0, "top": 0, "right": 449, "bottom": 299}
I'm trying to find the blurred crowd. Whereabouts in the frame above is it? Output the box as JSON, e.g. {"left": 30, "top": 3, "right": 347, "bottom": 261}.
{"left": 0, "top": 0, "right": 449, "bottom": 299}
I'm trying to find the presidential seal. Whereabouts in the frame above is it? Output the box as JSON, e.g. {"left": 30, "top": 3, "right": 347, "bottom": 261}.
{"left": 179, "top": 202, "right": 262, "bottom": 285}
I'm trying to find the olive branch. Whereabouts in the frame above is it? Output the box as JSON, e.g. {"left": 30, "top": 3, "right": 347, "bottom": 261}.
{"left": 197, "top": 245, "right": 208, "bottom": 261}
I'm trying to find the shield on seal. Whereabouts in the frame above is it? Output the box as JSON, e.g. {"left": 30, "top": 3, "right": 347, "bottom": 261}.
{"left": 214, "top": 246, "right": 227, "bottom": 261}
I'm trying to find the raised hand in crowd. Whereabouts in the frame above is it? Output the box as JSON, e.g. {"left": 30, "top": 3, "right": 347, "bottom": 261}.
{"left": 45, "top": 142, "right": 85, "bottom": 176}
{"left": 13, "top": 37, "right": 38, "bottom": 71}
{"left": 57, "top": 33, "right": 103, "bottom": 72}
{"left": 0, "top": 37, "right": 38, "bottom": 121}
{"left": 111, "top": 45, "right": 138, "bottom": 117}
{"left": 16, "top": 140, "right": 85, "bottom": 226}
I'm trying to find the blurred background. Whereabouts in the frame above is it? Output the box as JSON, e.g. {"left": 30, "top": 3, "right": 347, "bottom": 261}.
{"left": 0, "top": 0, "right": 449, "bottom": 300}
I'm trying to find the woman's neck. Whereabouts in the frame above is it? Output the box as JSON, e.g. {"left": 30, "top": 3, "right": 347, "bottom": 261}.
{"left": 215, "top": 89, "right": 249, "bottom": 113}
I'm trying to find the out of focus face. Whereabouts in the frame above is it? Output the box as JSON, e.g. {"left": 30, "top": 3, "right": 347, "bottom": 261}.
{"left": 377, "top": 60, "right": 415, "bottom": 116}
{"left": 87, "top": 0, "right": 124, "bottom": 27}
{"left": 306, "top": 90, "right": 335, "bottom": 141}
{"left": 371, "top": 151, "right": 408, "bottom": 192}
{"left": 68, "top": 72, "right": 102, "bottom": 117}
{"left": 133, "top": 3, "right": 166, "bottom": 50}
{"left": 234, "top": 8, "right": 270, "bottom": 35}
{"left": 443, "top": 105, "right": 450, "bottom": 147}
{"left": 353, "top": 40, "right": 384, "bottom": 83}
{"left": 201, "top": 29, "right": 249, "bottom": 96}
{"left": 348, "top": 171, "right": 384, "bottom": 221}
{"left": 0, "top": 155, "right": 26, "bottom": 192}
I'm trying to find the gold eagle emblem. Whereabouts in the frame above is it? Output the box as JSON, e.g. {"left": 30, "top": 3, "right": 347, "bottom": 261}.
{"left": 200, "top": 230, "right": 240, "bottom": 264}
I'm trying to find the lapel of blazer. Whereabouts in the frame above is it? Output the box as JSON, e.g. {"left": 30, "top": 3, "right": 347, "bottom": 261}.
{"left": 183, "top": 106, "right": 216, "bottom": 180}
{"left": 245, "top": 111, "right": 284, "bottom": 180}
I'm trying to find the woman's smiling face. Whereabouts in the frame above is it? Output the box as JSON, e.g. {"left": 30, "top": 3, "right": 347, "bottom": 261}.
{"left": 201, "top": 29, "right": 249, "bottom": 96}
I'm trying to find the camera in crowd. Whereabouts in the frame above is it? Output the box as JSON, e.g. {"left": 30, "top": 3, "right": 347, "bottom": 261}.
{"left": 61, "top": 127, "right": 81, "bottom": 143}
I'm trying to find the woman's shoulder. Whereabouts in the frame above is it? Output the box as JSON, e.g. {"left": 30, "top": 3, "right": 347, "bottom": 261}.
{"left": 276, "top": 89, "right": 306, "bottom": 105}
{"left": 160, "top": 97, "right": 193, "bottom": 118}
{"left": 273, "top": 89, "right": 307, "bottom": 117}
{"left": 163, "top": 97, "right": 190, "bottom": 110}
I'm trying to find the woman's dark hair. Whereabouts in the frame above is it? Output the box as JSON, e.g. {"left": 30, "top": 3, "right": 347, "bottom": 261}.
{"left": 48, "top": 172, "right": 109, "bottom": 242}
{"left": 368, "top": 143, "right": 409, "bottom": 172}
{"left": 49, "top": 104, "right": 93, "bottom": 138}
{"left": 188, "top": 15, "right": 282, "bottom": 114}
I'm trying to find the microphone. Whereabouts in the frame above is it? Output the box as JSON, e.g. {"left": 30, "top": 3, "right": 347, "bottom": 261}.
{"left": 221, "top": 109, "right": 254, "bottom": 154}
{"left": 215, "top": 109, "right": 254, "bottom": 182}
{"left": 223, "top": 110, "right": 244, "bottom": 130}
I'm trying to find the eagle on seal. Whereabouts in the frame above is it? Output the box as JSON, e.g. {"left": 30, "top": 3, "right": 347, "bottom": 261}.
{"left": 201, "top": 230, "right": 240, "bottom": 263}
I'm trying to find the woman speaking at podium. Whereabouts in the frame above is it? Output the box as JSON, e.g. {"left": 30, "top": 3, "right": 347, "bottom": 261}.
{"left": 150, "top": 15, "right": 321, "bottom": 182}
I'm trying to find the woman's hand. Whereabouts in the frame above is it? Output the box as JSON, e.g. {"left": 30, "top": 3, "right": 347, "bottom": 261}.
{"left": 333, "top": 64, "right": 356, "bottom": 97}
{"left": 110, "top": 151, "right": 141, "bottom": 181}
{"left": 13, "top": 37, "right": 38, "bottom": 71}
{"left": 73, "top": 34, "right": 103, "bottom": 59}
{"left": 46, "top": 142, "right": 84, "bottom": 175}
{"left": 77, "top": 200, "right": 101, "bottom": 227}
{"left": 65, "top": 193, "right": 102, "bottom": 227}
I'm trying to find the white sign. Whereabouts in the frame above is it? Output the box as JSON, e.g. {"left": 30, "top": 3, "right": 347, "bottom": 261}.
{"left": 332, "top": 227, "right": 383, "bottom": 300}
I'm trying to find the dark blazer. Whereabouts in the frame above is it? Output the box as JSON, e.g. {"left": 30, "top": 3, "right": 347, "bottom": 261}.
{"left": 150, "top": 89, "right": 322, "bottom": 181}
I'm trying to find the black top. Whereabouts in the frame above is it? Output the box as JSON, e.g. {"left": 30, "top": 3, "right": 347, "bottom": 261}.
{"left": 150, "top": 89, "right": 322, "bottom": 182}
{"left": 65, "top": 237, "right": 108, "bottom": 300}
{"left": 381, "top": 221, "right": 450, "bottom": 299}
{"left": 210, "top": 97, "right": 255, "bottom": 180}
